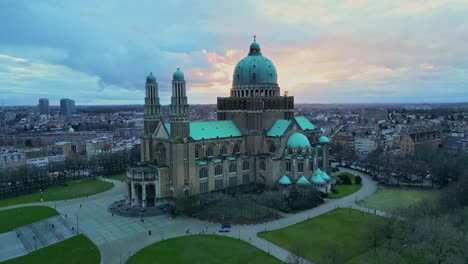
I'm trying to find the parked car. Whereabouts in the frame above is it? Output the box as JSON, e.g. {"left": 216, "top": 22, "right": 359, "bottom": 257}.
{"left": 221, "top": 223, "right": 232, "bottom": 229}
{"left": 218, "top": 227, "right": 230, "bottom": 233}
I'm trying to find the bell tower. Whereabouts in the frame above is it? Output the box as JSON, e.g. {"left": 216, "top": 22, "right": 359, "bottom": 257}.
{"left": 142, "top": 72, "right": 162, "bottom": 162}
{"left": 170, "top": 68, "right": 190, "bottom": 139}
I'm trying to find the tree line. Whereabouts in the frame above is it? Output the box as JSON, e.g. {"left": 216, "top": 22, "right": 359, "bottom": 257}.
{"left": 0, "top": 146, "right": 140, "bottom": 199}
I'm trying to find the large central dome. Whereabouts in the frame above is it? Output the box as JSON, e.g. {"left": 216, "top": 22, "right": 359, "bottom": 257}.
{"left": 232, "top": 41, "right": 278, "bottom": 86}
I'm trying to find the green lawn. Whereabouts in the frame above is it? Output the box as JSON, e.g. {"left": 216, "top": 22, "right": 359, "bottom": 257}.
{"left": 1, "top": 234, "right": 100, "bottom": 264}
{"left": 357, "top": 186, "right": 440, "bottom": 213}
{"left": 126, "top": 235, "right": 281, "bottom": 264}
{"left": 0, "top": 178, "right": 114, "bottom": 208}
{"left": 0, "top": 206, "right": 58, "bottom": 234}
{"left": 107, "top": 173, "right": 126, "bottom": 182}
{"left": 329, "top": 172, "right": 361, "bottom": 198}
{"left": 258, "top": 208, "right": 384, "bottom": 262}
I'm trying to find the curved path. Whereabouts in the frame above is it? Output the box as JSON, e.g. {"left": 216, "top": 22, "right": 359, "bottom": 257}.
{"left": 0, "top": 169, "right": 378, "bottom": 264}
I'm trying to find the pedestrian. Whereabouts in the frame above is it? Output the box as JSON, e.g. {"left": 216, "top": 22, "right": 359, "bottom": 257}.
{"left": 148, "top": 230, "right": 152, "bottom": 236}
{"left": 80, "top": 204, "right": 82, "bottom": 208}
{"left": 65, "top": 214, "right": 67, "bottom": 219}
{"left": 52, "top": 224, "right": 54, "bottom": 229}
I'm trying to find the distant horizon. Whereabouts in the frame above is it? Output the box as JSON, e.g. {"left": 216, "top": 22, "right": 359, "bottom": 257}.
{"left": 1, "top": 1, "right": 467, "bottom": 105}
{"left": 3, "top": 101, "right": 467, "bottom": 108}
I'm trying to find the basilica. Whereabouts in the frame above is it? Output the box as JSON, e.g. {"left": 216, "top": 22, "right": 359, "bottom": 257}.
{"left": 126, "top": 39, "right": 331, "bottom": 207}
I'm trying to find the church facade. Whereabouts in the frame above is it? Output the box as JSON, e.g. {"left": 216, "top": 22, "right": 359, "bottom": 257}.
{"left": 126, "top": 39, "right": 331, "bottom": 207}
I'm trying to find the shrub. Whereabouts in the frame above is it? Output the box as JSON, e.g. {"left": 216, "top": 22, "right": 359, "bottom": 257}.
{"left": 331, "top": 186, "right": 339, "bottom": 194}
{"left": 355, "top": 176, "right": 362, "bottom": 184}
{"left": 338, "top": 174, "right": 352, "bottom": 185}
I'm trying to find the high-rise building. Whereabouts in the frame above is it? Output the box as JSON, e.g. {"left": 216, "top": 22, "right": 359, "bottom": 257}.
{"left": 39, "top": 98, "right": 50, "bottom": 115}
{"left": 60, "top": 99, "right": 75, "bottom": 116}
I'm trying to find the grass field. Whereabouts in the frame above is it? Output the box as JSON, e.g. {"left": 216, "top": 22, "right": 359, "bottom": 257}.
{"left": 126, "top": 235, "right": 281, "bottom": 264}
{"left": 107, "top": 173, "right": 126, "bottom": 182}
{"left": 0, "top": 178, "right": 114, "bottom": 208}
{"left": 329, "top": 172, "right": 361, "bottom": 198}
{"left": 258, "top": 208, "right": 384, "bottom": 262}
{"left": 357, "top": 186, "right": 440, "bottom": 213}
{"left": 1, "top": 234, "right": 100, "bottom": 264}
{"left": 0, "top": 206, "right": 58, "bottom": 234}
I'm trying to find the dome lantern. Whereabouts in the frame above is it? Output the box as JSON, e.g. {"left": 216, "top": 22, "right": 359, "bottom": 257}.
{"left": 173, "top": 68, "right": 185, "bottom": 81}
{"left": 146, "top": 72, "right": 157, "bottom": 84}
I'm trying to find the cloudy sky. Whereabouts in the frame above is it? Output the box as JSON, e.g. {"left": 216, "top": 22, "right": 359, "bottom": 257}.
{"left": 1, "top": 0, "right": 467, "bottom": 106}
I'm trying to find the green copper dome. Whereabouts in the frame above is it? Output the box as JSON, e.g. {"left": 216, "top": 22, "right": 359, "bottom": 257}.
{"left": 146, "top": 72, "right": 156, "bottom": 84}
{"left": 311, "top": 174, "right": 326, "bottom": 184}
{"left": 173, "top": 68, "right": 184, "bottom": 81}
{"left": 287, "top": 132, "right": 311, "bottom": 149}
{"left": 317, "top": 168, "right": 331, "bottom": 181}
{"left": 297, "top": 175, "right": 310, "bottom": 185}
{"left": 318, "top": 136, "right": 330, "bottom": 144}
{"left": 233, "top": 41, "right": 277, "bottom": 85}
{"left": 279, "top": 175, "right": 292, "bottom": 185}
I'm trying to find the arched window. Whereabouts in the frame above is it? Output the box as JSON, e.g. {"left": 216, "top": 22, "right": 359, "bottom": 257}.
{"left": 220, "top": 145, "right": 227, "bottom": 155}
{"left": 286, "top": 161, "right": 291, "bottom": 172}
{"left": 229, "top": 162, "right": 237, "bottom": 173}
{"left": 288, "top": 148, "right": 293, "bottom": 155}
{"left": 199, "top": 167, "right": 208, "bottom": 179}
{"left": 242, "top": 160, "right": 250, "bottom": 170}
{"left": 195, "top": 147, "right": 200, "bottom": 159}
{"left": 206, "top": 147, "right": 213, "bottom": 157}
{"left": 297, "top": 148, "right": 302, "bottom": 155}
{"left": 269, "top": 144, "right": 276, "bottom": 153}
{"left": 260, "top": 160, "right": 266, "bottom": 171}
{"left": 298, "top": 162, "right": 304, "bottom": 173}
{"left": 233, "top": 144, "right": 240, "bottom": 154}
{"left": 215, "top": 165, "right": 223, "bottom": 176}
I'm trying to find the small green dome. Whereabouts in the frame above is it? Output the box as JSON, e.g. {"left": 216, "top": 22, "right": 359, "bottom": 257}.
{"left": 297, "top": 175, "right": 310, "bottom": 185}
{"left": 279, "top": 175, "right": 292, "bottom": 185}
{"left": 311, "top": 174, "right": 326, "bottom": 184}
{"left": 146, "top": 72, "right": 156, "bottom": 84}
{"left": 319, "top": 136, "right": 330, "bottom": 144}
{"left": 287, "top": 132, "right": 311, "bottom": 149}
{"left": 249, "top": 42, "right": 261, "bottom": 53}
{"left": 233, "top": 41, "right": 277, "bottom": 85}
{"left": 317, "top": 168, "right": 331, "bottom": 181}
{"left": 173, "top": 68, "right": 184, "bottom": 81}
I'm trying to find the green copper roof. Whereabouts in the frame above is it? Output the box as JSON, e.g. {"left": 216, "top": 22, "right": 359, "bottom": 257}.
{"left": 165, "top": 120, "right": 242, "bottom": 140}
{"left": 311, "top": 173, "right": 326, "bottom": 184}
{"left": 233, "top": 41, "right": 277, "bottom": 85}
{"left": 267, "top": 120, "right": 291, "bottom": 137}
{"left": 173, "top": 68, "right": 184, "bottom": 81}
{"left": 294, "top": 116, "right": 316, "bottom": 130}
{"left": 196, "top": 160, "right": 208, "bottom": 166}
{"left": 297, "top": 175, "right": 310, "bottom": 185}
{"left": 146, "top": 72, "right": 157, "bottom": 84}
{"left": 279, "top": 175, "right": 292, "bottom": 185}
{"left": 227, "top": 156, "right": 236, "bottom": 161}
{"left": 317, "top": 168, "right": 331, "bottom": 181}
{"left": 287, "top": 132, "right": 311, "bottom": 149}
{"left": 212, "top": 158, "right": 222, "bottom": 164}
{"left": 319, "top": 136, "right": 330, "bottom": 144}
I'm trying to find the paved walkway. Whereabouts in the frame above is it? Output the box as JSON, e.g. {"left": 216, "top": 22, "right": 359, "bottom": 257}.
{"left": 0, "top": 215, "right": 76, "bottom": 262}
{"left": 0, "top": 169, "right": 378, "bottom": 264}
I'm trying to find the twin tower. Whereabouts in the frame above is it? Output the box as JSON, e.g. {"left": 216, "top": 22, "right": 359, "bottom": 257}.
{"left": 143, "top": 68, "right": 189, "bottom": 140}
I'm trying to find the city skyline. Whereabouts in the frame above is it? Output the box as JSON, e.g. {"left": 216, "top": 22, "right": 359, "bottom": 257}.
{"left": 1, "top": 0, "right": 468, "bottom": 106}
